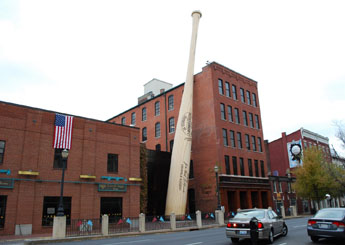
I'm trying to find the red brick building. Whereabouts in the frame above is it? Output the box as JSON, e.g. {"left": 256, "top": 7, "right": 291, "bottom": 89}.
{"left": 0, "top": 101, "right": 140, "bottom": 235}
{"left": 108, "top": 62, "right": 272, "bottom": 214}
{"left": 266, "top": 128, "right": 331, "bottom": 215}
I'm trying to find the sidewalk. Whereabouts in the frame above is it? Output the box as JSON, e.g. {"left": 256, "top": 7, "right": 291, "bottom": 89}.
{"left": 1, "top": 224, "right": 224, "bottom": 245}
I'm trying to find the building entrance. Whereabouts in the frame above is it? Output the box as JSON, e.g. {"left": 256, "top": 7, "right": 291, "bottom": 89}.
{"left": 100, "top": 197, "right": 122, "bottom": 223}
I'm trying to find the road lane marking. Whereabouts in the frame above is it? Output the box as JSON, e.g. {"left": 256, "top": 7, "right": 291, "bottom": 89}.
{"left": 293, "top": 225, "right": 307, "bottom": 228}
{"left": 185, "top": 243, "right": 203, "bottom": 245}
{"left": 276, "top": 243, "right": 287, "bottom": 245}
{"left": 103, "top": 239, "right": 154, "bottom": 245}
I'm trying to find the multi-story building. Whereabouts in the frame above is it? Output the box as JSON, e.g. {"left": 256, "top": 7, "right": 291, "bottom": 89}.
{"left": 108, "top": 62, "right": 272, "bottom": 214}
{"left": 0, "top": 101, "right": 140, "bottom": 235}
{"left": 266, "top": 128, "right": 332, "bottom": 215}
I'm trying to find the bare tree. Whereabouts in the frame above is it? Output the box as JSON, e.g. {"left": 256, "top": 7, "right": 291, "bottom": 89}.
{"left": 335, "top": 121, "right": 345, "bottom": 149}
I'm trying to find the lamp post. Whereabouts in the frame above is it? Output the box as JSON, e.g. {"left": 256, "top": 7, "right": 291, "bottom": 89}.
{"left": 214, "top": 165, "right": 221, "bottom": 210}
{"left": 325, "top": 194, "right": 331, "bottom": 208}
{"left": 56, "top": 149, "right": 69, "bottom": 217}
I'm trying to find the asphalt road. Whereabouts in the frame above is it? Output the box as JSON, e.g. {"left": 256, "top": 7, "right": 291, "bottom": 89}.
{"left": 1, "top": 217, "right": 344, "bottom": 245}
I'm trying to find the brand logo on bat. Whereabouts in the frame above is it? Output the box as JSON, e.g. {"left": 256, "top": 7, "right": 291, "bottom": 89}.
{"left": 181, "top": 112, "right": 192, "bottom": 137}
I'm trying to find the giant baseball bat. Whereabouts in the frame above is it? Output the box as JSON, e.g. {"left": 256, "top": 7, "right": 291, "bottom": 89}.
{"left": 165, "top": 10, "right": 202, "bottom": 216}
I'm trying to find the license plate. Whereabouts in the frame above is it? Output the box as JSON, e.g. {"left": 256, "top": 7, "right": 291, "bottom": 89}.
{"left": 319, "top": 224, "right": 329, "bottom": 229}
{"left": 239, "top": 230, "right": 247, "bottom": 235}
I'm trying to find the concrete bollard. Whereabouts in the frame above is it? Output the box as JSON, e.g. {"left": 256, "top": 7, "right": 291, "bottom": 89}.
{"left": 290, "top": 206, "right": 297, "bottom": 217}
{"left": 102, "top": 215, "right": 109, "bottom": 236}
{"left": 170, "top": 213, "right": 176, "bottom": 230}
{"left": 139, "top": 213, "right": 145, "bottom": 232}
{"left": 215, "top": 210, "right": 224, "bottom": 225}
{"left": 52, "top": 216, "right": 66, "bottom": 239}
{"left": 280, "top": 206, "right": 285, "bottom": 218}
{"left": 196, "top": 210, "right": 202, "bottom": 229}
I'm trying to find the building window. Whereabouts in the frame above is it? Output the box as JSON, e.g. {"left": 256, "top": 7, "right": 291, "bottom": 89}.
{"left": 142, "top": 127, "right": 147, "bottom": 141}
{"left": 278, "top": 182, "right": 282, "bottom": 193}
{"left": 0, "top": 140, "right": 5, "bottom": 164}
{"left": 246, "top": 91, "right": 251, "bottom": 105}
{"left": 225, "top": 82, "right": 230, "bottom": 97}
{"left": 225, "top": 155, "right": 230, "bottom": 174}
{"left": 155, "top": 144, "right": 161, "bottom": 151}
{"left": 121, "top": 117, "right": 126, "bottom": 125}
{"left": 155, "top": 122, "right": 161, "bottom": 137}
{"left": 142, "top": 107, "right": 147, "bottom": 121}
{"left": 155, "top": 101, "right": 160, "bottom": 116}
{"left": 245, "top": 134, "right": 250, "bottom": 150}
{"left": 227, "top": 106, "right": 233, "bottom": 122}
{"left": 220, "top": 103, "right": 226, "bottom": 120}
{"left": 240, "top": 88, "right": 245, "bottom": 103}
{"left": 53, "top": 149, "right": 67, "bottom": 169}
{"left": 243, "top": 111, "right": 248, "bottom": 126}
{"left": 252, "top": 136, "right": 257, "bottom": 151}
{"left": 189, "top": 160, "right": 194, "bottom": 179}
{"left": 232, "top": 156, "right": 238, "bottom": 175}
{"left": 240, "top": 158, "right": 245, "bottom": 176}
{"left": 254, "top": 160, "right": 259, "bottom": 177}
{"left": 218, "top": 79, "right": 224, "bottom": 95}
{"left": 232, "top": 85, "right": 237, "bottom": 100}
{"left": 131, "top": 112, "right": 136, "bottom": 125}
{"left": 237, "top": 132, "right": 242, "bottom": 149}
{"left": 258, "top": 137, "right": 262, "bottom": 152}
{"left": 101, "top": 197, "right": 122, "bottom": 223}
{"left": 252, "top": 93, "right": 257, "bottom": 107}
{"left": 0, "top": 196, "right": 6, "bottom": 228}
{"left": 288, "top": 182, "right": 291, "bottom": 193}
{"left": 42, "top": 196, "right": 71, "bottom": 226}
{"left": 230, "top": 130, "right": 236, "bottom": 147}
{"left": 249, "top": 113, "right": 254, "bottom": 128}
{"left": 222, "top": 129, "right": 228, "bottom": 146}
{"left": 169, "top": 117, "right": 175, "bottom": 133}
{"left": 107, "top": 154, "right": 118, "bottom": 173}
{"left": 170, "top": 140, "right": 174, "bottom": 152}
{"left": 234, "top": 108, "right": 240, "bottom": 124}
{"left": 260, "top": 160, "right": 265, "bottom": 177}
{"left": 255, "top": 115, "right": 260, "bottom": 129}
{"left": 273, "top": 181, "right": 277, "bottom": 193}
{"left": 248, "top": 159, "right": 253, "bottom": 176}
{"left": 168, "top": 95, "right": 174, "bottom": 110}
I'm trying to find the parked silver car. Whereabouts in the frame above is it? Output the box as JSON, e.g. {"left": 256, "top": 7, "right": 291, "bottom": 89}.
{"left": 226, "top": 208, "right": 288, "bottom": 244}
{"left": 307, "top": 208, "right": 345, "bottom": 242}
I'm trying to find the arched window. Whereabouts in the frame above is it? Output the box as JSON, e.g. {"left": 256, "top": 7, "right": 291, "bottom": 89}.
{"left": 142, "top": 107, "right": 147, "bottom": 121}
{"left": 142, "top": 127, "right": 147, "bottom": 141}
{"left": 155, "top": 122, "right": 161, "bottom": 137}
{"left": 168, "top": 95, "right": 174, "bottom": 110}
{"left": 169, "top": 117, "right": 175, "bottom": 133}
{"left": 155, "top": 101, "right": 160, "bottom": 116}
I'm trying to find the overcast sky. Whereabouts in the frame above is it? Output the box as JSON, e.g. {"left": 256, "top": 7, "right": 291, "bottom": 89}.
{"left": 1, "top": 0, "right": 344, "bottom": 156}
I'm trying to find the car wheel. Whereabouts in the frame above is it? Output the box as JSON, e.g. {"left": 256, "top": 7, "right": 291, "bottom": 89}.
{"left": 231, "top": 237, "right": 239, "bottom": 243}
{"left": 267, "top": 229, "right": 274, "bottom": 244}
{"left": 282, "top": 224, "right": 288, "bottom": 236}
{"left": 310, "top": 236, "right": 319, "bottom": 242}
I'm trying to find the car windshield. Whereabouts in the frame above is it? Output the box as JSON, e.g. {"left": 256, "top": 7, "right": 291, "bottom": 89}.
{"left": 314, "top": 209, "right": 345, "bottom": 219}
{"left": 235, "top": 210, "right": 265, "bottom": 219}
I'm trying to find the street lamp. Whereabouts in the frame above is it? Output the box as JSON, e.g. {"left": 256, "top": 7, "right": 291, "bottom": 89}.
{"left": 290, "top": 143, "right": 302, "bottom": 163}
{"left": 325, "top": 194, "right": 331, "bottom": 208}
{"left": 214, "top": 165, "right": 221, "bottom": 210}
{"left": 56, "top": 149, "right": 69, "bottom": 217}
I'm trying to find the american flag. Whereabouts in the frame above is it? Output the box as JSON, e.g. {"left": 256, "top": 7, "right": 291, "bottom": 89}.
{"left": 53, "top": 114, "right": 74, "bottom": 149}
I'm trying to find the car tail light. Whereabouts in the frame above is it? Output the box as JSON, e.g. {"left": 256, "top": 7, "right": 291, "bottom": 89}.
{"left": 227, "top": 222, "right": 232, "bottom": 228}
{"left": 332, "top": 221, "right": 345, "bottom": 228}
{"left": 308, "top": 220, "right": 316, "bottom": 226}
{"left": 258, "top": 222, "right": 264, "bottom": 229}
{"left": 233, "top": 223, "right": 238, "bottom": 228}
